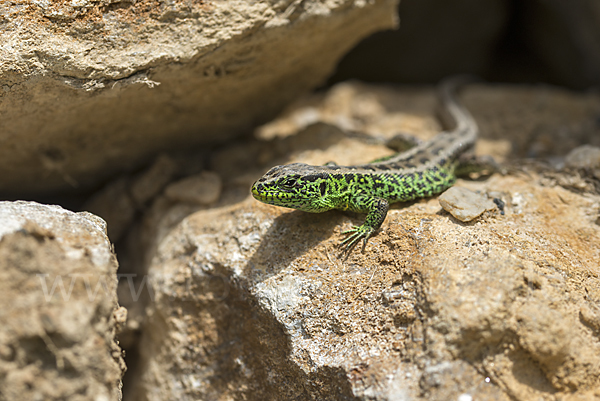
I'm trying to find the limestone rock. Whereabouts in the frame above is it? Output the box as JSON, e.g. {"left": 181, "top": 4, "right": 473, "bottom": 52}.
{"left": 565, "top": 145, "right": 600, "bottom": 181}
{"left": 132, "top": 82, "right": 600, "bottom": 400}
{"left": 0, "top": 0, "right": 398, "bottom": 194}
{"left": 0, "top": 201, "right": 124, "bottom": 401}
{"left": 438, "top": 186, "right": 497, "bottom": 222}
{"left": 164, "top": 171, "right": 222, "bottom": 205}
{"left": 136, "top": 174, "right": 600, "bottom": 400}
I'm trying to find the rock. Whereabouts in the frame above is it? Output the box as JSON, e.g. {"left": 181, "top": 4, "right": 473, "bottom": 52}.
{"left": 438, "top": 186, "right": 497, "bottom": 222}
{"left": 0, "top": 0, "right": 398, "bottom": 194}
{"left": 83, "top": 177, "right": 137, "bottom": 242}
{"left": 334, "top": 0, "right": 600, "bottom": 89}
{"left": 565, "top": 145, "right": 600, "bottom": 169}
{"left": 565, "top": 145, "right": 600, "bottom": 180}
{"left": 0, "top": 201, "right": 124, "bottom": 401}
{"left": 130, "top": 155, "right": 179, "bottom": 207}
{"left": 164, "top": 171, "right": 222, "bottom": 205}
{"left": 83, "top": 155, "right": 179, "bottom": 242}
{"left": 135, "top": 174, "right": 600, "bottom": 400}
{"left": 131, "top": 82, "right": 600, "bottom": 400}
{"left": 469, "top": 85, "right": 600, "bottom": 160}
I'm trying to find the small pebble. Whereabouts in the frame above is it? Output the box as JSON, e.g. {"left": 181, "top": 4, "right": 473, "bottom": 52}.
{"left": 565, "top": 145, "right": 600, "bottom": 179}
{"left": 439, "top": 186, "right": 496, "bottom": 222}
{"left": 565, "top": 145, "right": 600, "bottom": 169}
{"left": 130, "top": 155, "right": 178, "bottom": 205}
{"left": 164, "top": 171, "right": 222, "bottom": 204}
{"left": 493, "top": 198, "right": 505, "bottom": 215}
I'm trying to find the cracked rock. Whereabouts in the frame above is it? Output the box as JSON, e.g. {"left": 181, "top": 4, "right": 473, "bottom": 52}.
{"left": 0, "top": 201, "right": 125, "bottom": 401}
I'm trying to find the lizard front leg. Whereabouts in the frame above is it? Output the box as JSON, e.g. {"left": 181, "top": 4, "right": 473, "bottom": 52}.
{"left": 341, "top": 194, "right": 389, "bottom": 252}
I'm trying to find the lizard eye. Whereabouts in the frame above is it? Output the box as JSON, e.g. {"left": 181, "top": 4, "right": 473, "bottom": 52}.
{"left": 280, "top": 177, "right": 298, "bottom": 190}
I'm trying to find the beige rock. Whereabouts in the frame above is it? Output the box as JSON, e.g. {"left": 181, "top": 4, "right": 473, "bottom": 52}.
{"left": 132, "top": 82, "right": 600, "bottom": 400}
{"left": 0, "top": 0, "right": 398, "bottom": 194}
{"left": 83, "top": 177, "right": 137, "bottom": 241}
{"left": 565, "top": 145, "right": 600, "bottom": 180}
{"left": 164, "top": 171, "right": 222, "bottom": 205}
{"left": 83, "top": 155, "right": 179, "bottom": 241}
{"left": 439, "top": 186, "right": 497, "bottom": 222}
{"left": 565, "top": 145, "right": 600, "bottom": 169}
{"left": 136, "top": 173, "right": 600, "bottom": 400}
{"left": 0, "top": 201, "right": 124, "bottom": 401}
{"left": 130, "top": 155, "right": 179, "bottom": 207}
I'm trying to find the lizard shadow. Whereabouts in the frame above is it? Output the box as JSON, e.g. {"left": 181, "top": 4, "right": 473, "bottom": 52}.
{"left": 241, "top": 198, "right": 427, "bottom": 285}
{"left": 242, "top": 209, "right": 347, "bottom": 285}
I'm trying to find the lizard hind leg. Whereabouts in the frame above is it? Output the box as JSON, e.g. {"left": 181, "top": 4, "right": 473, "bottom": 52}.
{"left": 369, "top": 133, "right": 424, "bottom": 163}
{"left": 455, "top": 154, "right": 499, "bottom": 179}
{"left": 385, "top": 133, "right": 423, "bottom": 153}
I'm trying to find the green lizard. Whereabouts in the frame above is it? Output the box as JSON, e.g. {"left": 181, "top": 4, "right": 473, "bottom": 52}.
{"left": 251, "top": 76, "right": 487, "bottom": 252}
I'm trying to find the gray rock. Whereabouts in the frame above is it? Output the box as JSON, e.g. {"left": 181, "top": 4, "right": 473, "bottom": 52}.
{"left": 333, "top": 0, "right": 508, "bottom": 83}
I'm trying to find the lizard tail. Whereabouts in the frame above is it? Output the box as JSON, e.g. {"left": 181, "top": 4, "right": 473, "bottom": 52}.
{"left": 438, "top": 74, "right": 480, "bottom": 137}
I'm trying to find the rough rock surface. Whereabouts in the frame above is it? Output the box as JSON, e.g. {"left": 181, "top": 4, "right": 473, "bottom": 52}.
{"left": 131, "top": 82, "right": 600, "bottom": 400}
{"left": 0, "top": 0, "right": 397, "bottom": 194}
{"left": 0, "top": 201, "right": 125, "bottom": 401}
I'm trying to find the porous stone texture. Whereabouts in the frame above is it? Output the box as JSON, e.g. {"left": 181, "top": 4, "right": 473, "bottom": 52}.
{"left": 0, "top": 0, "right": 398, "bottom": 194}
{"left": 132, "top": 82, "right": 600, "bottom": 400}
{"left": 0, "top": 201, "right": 125, "bottom": 401}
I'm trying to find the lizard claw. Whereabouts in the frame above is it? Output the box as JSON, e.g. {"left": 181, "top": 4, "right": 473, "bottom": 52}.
{"left": 340, "top": 225, "right": 375, "bottom": 253}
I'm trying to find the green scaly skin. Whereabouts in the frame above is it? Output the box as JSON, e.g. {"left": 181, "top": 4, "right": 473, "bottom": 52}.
{"left": 251, "top": 76, "right": 482, "bottom": 252}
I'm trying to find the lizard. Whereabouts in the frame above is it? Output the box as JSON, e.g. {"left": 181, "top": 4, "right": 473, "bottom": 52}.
{"left": 251, "top": 76, "right": 490, "bottom": 252}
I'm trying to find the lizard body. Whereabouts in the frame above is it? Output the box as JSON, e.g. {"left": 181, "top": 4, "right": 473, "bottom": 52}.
{"left": 251, "top": 76, "right": 481, "bottom": 251}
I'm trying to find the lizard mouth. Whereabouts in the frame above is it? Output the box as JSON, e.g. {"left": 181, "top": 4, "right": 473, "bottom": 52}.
{"left": 251, "top": 185, "right": 266, "bottom": 201}
{"left": 251, "top": 183, "right": 279, "bottom": 202}
{"left": 251, "top": 182, "right": 300, "bottom": 205}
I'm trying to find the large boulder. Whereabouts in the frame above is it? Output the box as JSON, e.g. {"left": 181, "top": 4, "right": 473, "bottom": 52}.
{"left": 0, "top": 0, "right": 397, "bottom": 194}
{"left": 131, "top": 82, "right": 600, "bottom": 400}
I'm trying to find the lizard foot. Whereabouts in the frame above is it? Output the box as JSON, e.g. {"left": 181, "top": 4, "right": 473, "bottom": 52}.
{"left": 340, "top": 225, "right": 376, "bottom": 253}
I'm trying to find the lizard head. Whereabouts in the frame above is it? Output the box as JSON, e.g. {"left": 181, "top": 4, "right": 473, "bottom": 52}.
{"left": 251, "top": 163, "right": 331, "bottom": 212}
